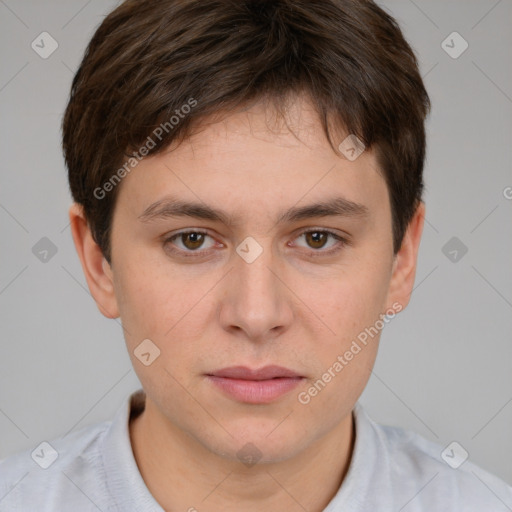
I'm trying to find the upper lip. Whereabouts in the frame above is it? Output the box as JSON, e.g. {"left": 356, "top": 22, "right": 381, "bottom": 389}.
{"left": 208, "top": 365, "right": 302, "bottom": 380}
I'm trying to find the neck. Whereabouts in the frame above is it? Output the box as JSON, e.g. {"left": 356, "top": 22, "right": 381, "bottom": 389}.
{"left": 129, "top": 395, "right": 355, "bottom": 512}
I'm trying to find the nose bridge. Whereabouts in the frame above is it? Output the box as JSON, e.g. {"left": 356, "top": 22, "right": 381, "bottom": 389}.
{"left": 221, "top": 236, "right": 291, "bottom": 339}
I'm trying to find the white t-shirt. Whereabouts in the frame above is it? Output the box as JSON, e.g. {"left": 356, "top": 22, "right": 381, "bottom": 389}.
{"left": 1, "top": 388, "right": 511, "bottom": 511}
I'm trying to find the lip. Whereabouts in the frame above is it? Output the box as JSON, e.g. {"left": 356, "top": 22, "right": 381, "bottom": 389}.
{"left": 206, "top": 365, "right": 304, "bottom": 404}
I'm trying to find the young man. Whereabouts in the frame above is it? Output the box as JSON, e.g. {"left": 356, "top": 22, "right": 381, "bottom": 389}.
{"left": 1, "top": 0, "right": 511, "bottom": 510}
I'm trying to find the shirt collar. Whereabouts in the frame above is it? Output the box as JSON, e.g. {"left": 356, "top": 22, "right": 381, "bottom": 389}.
{"left": 323, "top": 401, "right": 386, "bottom": 511}
{"left": 102, "top": 388, "right": 165, "bottom": 512}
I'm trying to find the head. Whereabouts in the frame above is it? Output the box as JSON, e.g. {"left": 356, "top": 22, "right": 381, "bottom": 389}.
{"left": 64, "top": 0, "right": 429, "bottom": 463}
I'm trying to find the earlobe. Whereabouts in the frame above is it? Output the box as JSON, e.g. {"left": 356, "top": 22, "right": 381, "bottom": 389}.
{"left": 386, "top": 201, "right": 425, "bottom": 311}
{"left": 68, "top": 203, "right": 120, "bottom": 319}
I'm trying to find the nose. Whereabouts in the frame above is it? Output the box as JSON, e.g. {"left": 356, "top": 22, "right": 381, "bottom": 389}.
{"left": 218, "top": 239, "right": 294, "bottom": 343}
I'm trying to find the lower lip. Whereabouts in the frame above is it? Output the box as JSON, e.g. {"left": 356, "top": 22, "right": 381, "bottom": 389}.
{"left": 207, "top": 376, "right": 304, "bottom": 404}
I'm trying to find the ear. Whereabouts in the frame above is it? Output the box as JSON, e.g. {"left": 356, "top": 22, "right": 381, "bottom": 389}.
{"left": 68, "top": 203, "right": 120, "bottom": 319}
{"left": 385, "top": 201, "right": 425, "bottom": 311}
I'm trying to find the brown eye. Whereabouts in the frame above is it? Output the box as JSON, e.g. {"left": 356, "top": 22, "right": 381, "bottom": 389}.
{"left": 293, "top": 229, "right": 348, "bottom": 256}
{"left": 164, "top": 230, "right": 216, "bottom": 256}
{"left": 180, "top": 232, "right": 206, "bottom": 250}
{"left": 304, "top": 231, "right": 329, "bottom": 249}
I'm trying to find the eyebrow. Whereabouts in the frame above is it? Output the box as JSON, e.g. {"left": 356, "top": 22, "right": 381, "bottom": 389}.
{"left": 138, "top": 195, "right": 369, "bottom": 226}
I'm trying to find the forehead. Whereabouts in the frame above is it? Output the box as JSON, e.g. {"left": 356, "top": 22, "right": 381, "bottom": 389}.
{"left": 114, "top": 95, "right": 388, "bottom": 224}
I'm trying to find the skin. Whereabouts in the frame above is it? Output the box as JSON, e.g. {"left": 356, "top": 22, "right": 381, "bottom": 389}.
{"left": 69, "top": 94, "right": 425, "bottom": 512}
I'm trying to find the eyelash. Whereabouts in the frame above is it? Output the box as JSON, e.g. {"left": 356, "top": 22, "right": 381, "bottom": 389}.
{"left": 163, "top": 229, "right": 350, "bottom": 259}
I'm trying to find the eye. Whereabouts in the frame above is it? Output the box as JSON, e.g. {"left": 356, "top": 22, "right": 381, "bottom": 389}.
{"left": 163, "top": 228, "right": 349, "bottom": 259}
{"left": 164, "top": 230, "right": 217, "bottom": 256}
{"left": 292, "top": 229, "right": 349, "bottom": 256}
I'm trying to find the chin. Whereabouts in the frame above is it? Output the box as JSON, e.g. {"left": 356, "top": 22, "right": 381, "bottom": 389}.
{"left": 200, "top": 420, "right": 311, "bottom": 465}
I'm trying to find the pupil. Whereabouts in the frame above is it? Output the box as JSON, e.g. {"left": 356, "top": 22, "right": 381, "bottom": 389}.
{"left": 308, "top": 232, "right": 326, "bottom": 248}
{"left": 185, "top": 232, "right": 203, "bottom": 249}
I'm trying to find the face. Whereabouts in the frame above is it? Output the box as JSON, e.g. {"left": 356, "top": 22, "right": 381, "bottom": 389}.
{"left": 73, "top": 94, "right": 423, "bottom": 464}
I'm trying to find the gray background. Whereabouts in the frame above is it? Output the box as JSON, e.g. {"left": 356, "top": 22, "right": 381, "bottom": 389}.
{"left": 1, "top": 0, "right": 511, "bottom": 487}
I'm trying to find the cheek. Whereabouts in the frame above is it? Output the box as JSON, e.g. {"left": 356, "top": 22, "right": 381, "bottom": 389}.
{"left": 113, "top": 263, "right": 208, "bottom": 401}
{"left": 296, "top": 271, "right": 389, "bottom": 418}
{"left": 315, "top": 260, "right": 392, "bottom": 339}
{"left": 299, "top": 258, "right": 392, "bottom": 400}
{"left": 112, "top": 256, "right": 177, "bottom": 343}
{"left": 113, "top": 254, "right": 218, "bottom": 371}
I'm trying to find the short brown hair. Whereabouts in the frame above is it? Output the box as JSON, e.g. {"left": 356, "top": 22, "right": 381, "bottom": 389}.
{"left": 62, "top": 0, "right": 431, "bottom": 264}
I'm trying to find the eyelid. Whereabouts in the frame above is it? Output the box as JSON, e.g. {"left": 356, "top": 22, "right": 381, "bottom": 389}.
{"left": 163, "top": 227, "right": 350, "bottom": 258}
{"left": 164, "top": 229, "right": 219, "bottom": 256}
{"left": 289, "top": 227, "right": 350, "bottom": 256}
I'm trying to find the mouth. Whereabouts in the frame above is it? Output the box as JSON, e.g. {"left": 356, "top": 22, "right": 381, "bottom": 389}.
{"left": 205, "top": 365, "right": 305, "bottom": 404}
